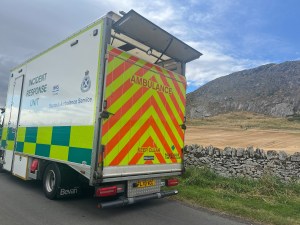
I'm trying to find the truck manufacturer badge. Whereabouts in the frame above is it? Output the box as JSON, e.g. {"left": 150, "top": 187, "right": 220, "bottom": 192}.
{"left": 81, "top": 70, "right": 91, "bottom": 92}
{"left": 59, "top": 187, "right": 79, "bottom": 196}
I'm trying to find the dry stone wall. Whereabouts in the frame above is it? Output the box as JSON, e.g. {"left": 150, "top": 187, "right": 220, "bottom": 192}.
{"left": 184, "top": 145, "right": 300, "bottom": 182}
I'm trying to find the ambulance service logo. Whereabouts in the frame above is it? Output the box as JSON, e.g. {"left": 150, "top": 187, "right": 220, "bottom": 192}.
{"left": 52, "top": 85, "right": 59, "bottom": 95}
{"left": 81, "top": 70, "right": 91, "bottom": 92}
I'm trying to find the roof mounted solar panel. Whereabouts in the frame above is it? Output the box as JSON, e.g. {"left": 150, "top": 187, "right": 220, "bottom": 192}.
{"left": 113, "top": 10, "right": 202, "bottom": 63}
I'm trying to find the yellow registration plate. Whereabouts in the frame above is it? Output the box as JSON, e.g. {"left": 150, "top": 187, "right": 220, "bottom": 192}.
{"left": 136, "top": 179, "right": 156, "bottom": 188}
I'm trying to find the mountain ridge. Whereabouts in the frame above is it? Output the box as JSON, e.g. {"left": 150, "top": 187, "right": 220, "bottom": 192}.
{"left": 186, "top": 60, "right": 300, "bottom": 118}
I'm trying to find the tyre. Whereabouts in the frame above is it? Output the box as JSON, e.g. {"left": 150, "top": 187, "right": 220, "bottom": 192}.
{"left": 43, "top": 163, "right": 61, "bottom": 200}
{"left": 0, "top": 152, "right": 4, "bottom": 173}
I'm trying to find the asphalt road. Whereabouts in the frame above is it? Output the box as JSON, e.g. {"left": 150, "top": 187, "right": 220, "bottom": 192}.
{"left": 0, "top": 172, "right": 253, "bottom": 225}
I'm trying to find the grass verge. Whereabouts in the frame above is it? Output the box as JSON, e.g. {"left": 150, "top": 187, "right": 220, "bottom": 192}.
{"left": 172, "top": 167, "right": 300, "bottom": 225}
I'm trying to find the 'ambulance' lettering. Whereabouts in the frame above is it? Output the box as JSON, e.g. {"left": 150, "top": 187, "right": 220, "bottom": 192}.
{"left": 130, "top": 75, "right": 172, "bottom": 95}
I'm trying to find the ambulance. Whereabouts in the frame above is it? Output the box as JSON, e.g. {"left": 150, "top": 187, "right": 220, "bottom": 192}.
{"left": 0, "top": 10, "right": 202, "bottom": 208}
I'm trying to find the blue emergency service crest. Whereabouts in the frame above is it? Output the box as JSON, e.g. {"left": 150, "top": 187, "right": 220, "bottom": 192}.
{"left": 81, "top": 70, "right": 91, "bottom": 92}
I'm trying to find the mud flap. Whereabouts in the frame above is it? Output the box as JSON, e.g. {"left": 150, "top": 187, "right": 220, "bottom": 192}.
{"left": 57, "top": 186, "right": 82, "bottom": 198}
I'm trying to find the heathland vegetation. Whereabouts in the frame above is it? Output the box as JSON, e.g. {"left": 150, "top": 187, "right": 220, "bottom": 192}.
{"left": 173, "top": 167, "right": 300, "bottom": 225}
{"left": 180, "top": 112, "right": 300, "bottom": 224}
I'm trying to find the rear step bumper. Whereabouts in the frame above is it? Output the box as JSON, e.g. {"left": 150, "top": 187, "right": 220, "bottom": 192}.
{"left": 99, "top": 190, "right": 178, "bottom": 208}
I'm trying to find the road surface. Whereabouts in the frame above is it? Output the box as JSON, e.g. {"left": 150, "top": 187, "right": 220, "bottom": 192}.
{"left": 0, "top": 171, "right": 254, "bottom": 225}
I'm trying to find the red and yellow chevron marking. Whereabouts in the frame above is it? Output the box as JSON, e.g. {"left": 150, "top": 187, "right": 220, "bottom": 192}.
{"left": 100, "top": 45, "right": 186, "bottom": 167}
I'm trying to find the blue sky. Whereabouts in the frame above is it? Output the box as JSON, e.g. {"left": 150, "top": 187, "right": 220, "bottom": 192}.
{"left": 1, "top": 0, "right": 300, "bottom": 105}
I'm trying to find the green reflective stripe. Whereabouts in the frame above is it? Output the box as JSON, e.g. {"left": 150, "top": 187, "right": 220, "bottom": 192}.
{"left": 17, "top": 127, "right": 26, "bottom": 142}
{"left": 1, "top": 140, "right": 6, "bottom": 148}
{"left": 36, "top": 127, "right": 52, "bottom": 144}
{"left": 1, "top": 127, "right": 7, "bottom": 148}
{"left": 16, "top": 142, "right": 24, "bottom": 152}
{"left": 6, "top": 141, "right": 14, "bottom": 150}
{"left": 50, "top": 145, "right": 69, "bottom": 161}
{"left": 70, "top": 126, "right": 94, "bottom": 149}
{"left": 36, "top": 144, "right": 50, "bottom": 157}
{"left": 14, "top": 125, "right": 94, "bottom": 165}
{"left": 25, "top": 127, "right": 38, "bottom": 143}
{"left": 51, "top": 126, "right": 71, "bottom": 146}
{"left": 7, "top": 127, "right": 15, "bottom": 141}
{"left": 1, "top": 128, "right": 13, "bottom": 150}
{"left": 2, "top": 127, "right": 8, "bottom": 140}
{"left": 23, "top": 143, "right": 36, "bottom": 155}
{"left": 68, "top": 147, "right": 91, "bottom": 165}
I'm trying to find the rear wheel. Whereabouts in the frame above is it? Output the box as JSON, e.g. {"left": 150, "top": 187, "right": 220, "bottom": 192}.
{"left": 43, "top": 163, "right": 61, "bottom": 199}
{"left": 0, "top": 160, "right": 4, "bottom": 173}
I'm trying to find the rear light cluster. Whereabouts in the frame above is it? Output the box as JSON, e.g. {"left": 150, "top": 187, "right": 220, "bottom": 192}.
{"left": 166, "top": 178, "right": 179, "bottom": 187}
{"left": 95, "top": 185, "right": 124, "bottom": 197}
{"left": 96, "top": 186, "right": 117, "bottom": 197}
{"left": 30, "top": 159, "right": 39, "bottom": 173}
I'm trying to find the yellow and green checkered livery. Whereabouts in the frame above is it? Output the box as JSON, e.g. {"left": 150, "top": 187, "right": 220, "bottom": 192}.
{"left": 1, "top": 126, "right": 94, "bottom": 165}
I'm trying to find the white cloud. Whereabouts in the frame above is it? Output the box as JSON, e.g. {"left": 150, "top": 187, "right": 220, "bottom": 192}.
{"left": 0, "top": 0, "right": 279, "bottom": 107}
{"left": 89, "top": 0, "right": 178, "bottom": 24}
{"left": 89, "top": 0, "right": 267, "bottom": 89}
{"left": 0, "top": 54, "right": 21, "bottom": 107}
{"left": 185, "top": 41, "right": 268, "bottom": 87}
{"left": 94, "top": 0, "right": 268, "bottom": 90}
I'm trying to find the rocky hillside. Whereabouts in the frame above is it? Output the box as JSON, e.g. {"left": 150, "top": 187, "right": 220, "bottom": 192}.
{"left": 186, "top": 61, "right": 300, "bottom": 118}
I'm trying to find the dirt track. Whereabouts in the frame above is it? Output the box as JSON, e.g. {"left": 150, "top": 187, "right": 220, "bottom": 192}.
{"left": 185, "top": 126, "right": 300, "bottom": 154}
